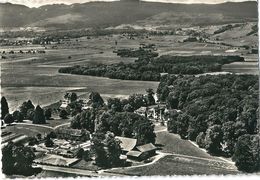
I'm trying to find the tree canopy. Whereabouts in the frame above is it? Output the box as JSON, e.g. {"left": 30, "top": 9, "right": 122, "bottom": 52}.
{"left": 1, "top": 96, "right": 9, "bottom": 119}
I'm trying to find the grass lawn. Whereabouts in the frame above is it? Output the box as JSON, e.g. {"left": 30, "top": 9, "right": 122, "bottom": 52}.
{"left": 3, "top": 124, "right": 53, "bottom": 137}
{"left": 45, "top": 118, "right": 71, "bottom": 128}
{"left": 156, "top": 131, "right": 214, "bottom": 159}
{"left": 107, "top": 155, "right": 238, "bottom": 176}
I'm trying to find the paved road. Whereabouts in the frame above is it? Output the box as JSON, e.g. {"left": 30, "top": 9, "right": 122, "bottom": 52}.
{"left": 36, "top": 164, "right": 125, "bottom": 177}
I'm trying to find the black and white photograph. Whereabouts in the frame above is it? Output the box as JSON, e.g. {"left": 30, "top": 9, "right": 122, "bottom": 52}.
{"left": 0, "top": 0, "right": 259, "bottom": 178}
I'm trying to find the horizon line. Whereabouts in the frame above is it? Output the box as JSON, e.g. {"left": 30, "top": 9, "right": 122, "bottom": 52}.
{"left": 0, "top": 0, "right": 256, "bottom": 8}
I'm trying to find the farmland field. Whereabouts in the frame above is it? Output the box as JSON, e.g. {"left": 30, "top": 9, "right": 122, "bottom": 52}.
{"left": 1, "top": 32, "right": 258, "bottom": 111}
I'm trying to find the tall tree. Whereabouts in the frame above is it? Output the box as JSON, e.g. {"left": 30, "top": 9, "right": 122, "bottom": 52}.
{"left": 33, "top": 105, "right": 46, "bottom": 124}
{"left": 1, "top": 96, "right": 9, "bottom": 119}
{"left": 91, "top": 132, "right": 108, "bottom": 167}
{"left": 105, "top": 132, "right": 122, "bottom": 166}
{"left": 89, "top": 92, "right": 104, "bottom": 108}
{"left": 19, "top": 100, "right": 35, "bottom": 118}
{"left": 146, "top": 88, "right": 156, "bottom": 106}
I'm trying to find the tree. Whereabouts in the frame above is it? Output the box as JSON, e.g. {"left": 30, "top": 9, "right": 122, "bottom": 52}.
{"left": 222, "top": 121, "right": 236, "bottom": 155}
{"left": 83, "top": 150, "right": 92, "bottom": 161}
{"left": 1, "top": 96, "right": 9, "bottom": 119}
{"left": 19, "top": 100, "right": 34, "bottom": 118}
{"left": 204, "top": 125, "right": 223, "bottom": 155}
{"left": 176, "top": 113, "right": 191, "bottom": 139}
{"left": 28, "top": 137, "right": 38, "bottom": 146}
{"left": 107, "top": 98, "right": 122, "bottom": 112}
{"left": 2, "top": 142, "right": 36, "bottom": 176}
{"left": 45, "top": 136, "right": 54, "bottom": 147}
{"left": 91, "top": 132, "right": 108, "bottom": 167}
{"left": 123, "top": 104, "right": 134, "bottom": 112}
{"left": 128, "top": 94, "right": 147, "bottom": 110}
{"left": 70, "top": 110, "right": 95, "bottom": 133}
{"left": 91, "top": 131, "right": 122, "bottom": 167}
{"left": 134, "top": 117, "right": 156, "bottom": 145}
{"left": 146, "top": 88, "right": 155, "bottom": 106}
{"left": 4, "top": 113, "right": 14, "bottom": 124}
{"left": 33, "top": 105, "right": 46, "bottom": 124}
{"left": 89, "top": 92, "right": 104, "bottom": 108}
{"left": 64, "top": 92, "right": 78, "bottom": 102}
{"left": 12, "top": 110, "right": 24, "bottom": 122}
{"left": 2, "top": 142, "right": 15, "bottom": 175}
{"left": 59, "top": 109, "right": 68, "bottom": 119}
{"left": 232, "top": 134, "right": 260, "bottom": 172}
{"left": 166, "top": 92, "right": 179, "bottom": 109}
{"left": 44, "top": 108, "right": 52, "bottom": 120}
{"left": 26, "top": 109, "right": 35, "bottom": 120}
{"left": 196, "top": 132, "right": 206, "bottom": 148}
{"left": 36, "top": 134, "right": 42, "bottom": 141}
{"left": 77, "top": 148, "right": 85, "bottom": 158}
{"left": 167, "top": 110, "right": 179, "bottom": 133}
{"left": 105, "top": 132, "right": 122, "bottom": 166}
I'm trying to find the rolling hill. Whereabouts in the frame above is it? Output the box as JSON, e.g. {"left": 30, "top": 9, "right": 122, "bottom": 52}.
{"left": 0, "top": 0, "right": 257, "bottom": 30}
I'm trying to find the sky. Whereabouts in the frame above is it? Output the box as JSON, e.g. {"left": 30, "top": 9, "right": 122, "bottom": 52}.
{"left": 0, "top": 0, "right": 256, "bottom": 8}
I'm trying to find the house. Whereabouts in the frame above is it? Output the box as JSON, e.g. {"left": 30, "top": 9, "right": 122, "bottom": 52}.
{"left": 115, "top": 136, "right": 157, "bottom": 161}
{"left": 135, "top": 104, "right": 167, "bottom": 120}
{"left": 115, "top": 136, "right": 137, "bottom": 153}
{"left": 127, "top": 143, "right": 157, "bottom": 161}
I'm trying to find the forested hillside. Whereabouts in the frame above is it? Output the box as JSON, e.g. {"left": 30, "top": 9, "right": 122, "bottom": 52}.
{"left": 157, "top": 74, "right": 259, "bottom": 172}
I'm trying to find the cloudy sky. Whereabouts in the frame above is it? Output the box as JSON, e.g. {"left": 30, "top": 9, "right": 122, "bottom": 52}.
{"left": 0, "top": 0, "right": 255, "bottom": 7}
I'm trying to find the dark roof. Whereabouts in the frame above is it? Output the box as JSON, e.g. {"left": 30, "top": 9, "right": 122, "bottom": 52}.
{"left": 115, "top": 136, "right": 137, "bottom": 152}
{"left": 136, "top": 143, "right": 157, "bottom": 152}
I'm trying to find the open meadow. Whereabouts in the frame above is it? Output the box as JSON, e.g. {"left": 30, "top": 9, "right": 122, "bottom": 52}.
{"left": 1, "top": 28, "right": 258, "bottom": 111}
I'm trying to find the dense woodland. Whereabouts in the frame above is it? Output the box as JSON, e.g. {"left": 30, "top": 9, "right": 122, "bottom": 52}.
{"left": 59, "top": 54, "right": 244, "bottom": 81}
{"left": 157, "top": 74, "right": 259, "bottom": 172}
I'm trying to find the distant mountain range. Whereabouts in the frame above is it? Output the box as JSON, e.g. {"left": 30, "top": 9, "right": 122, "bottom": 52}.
{"left": 0, "top": 1, "right": 257, "bottom": 30}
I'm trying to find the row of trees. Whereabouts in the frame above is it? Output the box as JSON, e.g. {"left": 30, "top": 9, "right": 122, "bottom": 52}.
{"left": 58, "top": 55, "right": 244, "bottom": 81}
{"left": 158, "top": 74, "right": 259, "bottom": 172}
{"left": 1, "top": 97, "right": 53, "bottom": 125}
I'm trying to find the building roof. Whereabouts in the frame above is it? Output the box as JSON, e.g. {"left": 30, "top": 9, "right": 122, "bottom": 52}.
{"left": 34, "top": 154, "right": 79, "bottom": 167}
{"left": 136, "top": 143, "right": 157, "bottom": 152}
{"left": 135, "top": 106, "right": 147, "bottom": 113}
{"left": 115, "top": 136, "right": 137, "bottom": 152}
{"left": 126, "top": 150, "right": 142, "bottom": 158}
